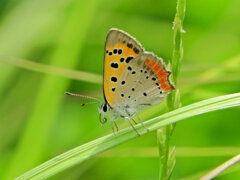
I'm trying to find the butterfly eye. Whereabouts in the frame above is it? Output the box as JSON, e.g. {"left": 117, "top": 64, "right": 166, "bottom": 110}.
{"left": 102, "top": 103, "right": 108, "bottom": 112}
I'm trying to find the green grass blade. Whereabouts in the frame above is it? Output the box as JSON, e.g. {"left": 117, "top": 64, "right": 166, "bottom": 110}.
{"left": 200, "top": 154, "right": 240, "bottom": 180}
{"left": 0, "top": 55, "right": 102, "bottom": 84}
{"left": 98, "top": 146, "right": 240, "bottom": 158}
{"left": 16, "top": 93, "right": 240, "bottom": 180}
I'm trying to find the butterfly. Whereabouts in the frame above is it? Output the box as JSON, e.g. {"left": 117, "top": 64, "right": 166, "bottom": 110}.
{"left": 66, "top": 28, "right": 175, "bottom": 136}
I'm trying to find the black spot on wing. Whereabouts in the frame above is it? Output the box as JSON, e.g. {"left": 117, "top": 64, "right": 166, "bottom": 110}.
{"left": 110, "top": 62, "right": 118, "bottom": 69}
{"left": 120, "top": 57, "right": 125, "bottom": 63}
{"left": 118, "top": 49, "right": 122, "bottom": 55}
{"left": 126, "top": 56, "right": 134, "bottom": 63}
{"left": 133, "top": 47, "right": 140, "bottom": 54}
{"left": 113, "top": 49, "right": 117, "bottom": 54}
{"left": 111, "top": 76, "right": 117, "bottom": 82}
{"left": 128, "top": 66, "right": 132, "bottom": 71}
{"left": 127, "top": 43, "right": 133, "bottom": 48}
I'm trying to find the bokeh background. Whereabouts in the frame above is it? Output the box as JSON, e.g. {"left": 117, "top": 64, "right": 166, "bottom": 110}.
{"left": 0, "top": 0, "right": 240, "bottom": 179}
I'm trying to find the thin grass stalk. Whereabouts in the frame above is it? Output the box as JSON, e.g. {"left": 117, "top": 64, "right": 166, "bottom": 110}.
{"left": 158, "top": 0, "right": 186, "bottom": 179}
{"left": 200, "top": 154, "right": 240, "bottom": 180}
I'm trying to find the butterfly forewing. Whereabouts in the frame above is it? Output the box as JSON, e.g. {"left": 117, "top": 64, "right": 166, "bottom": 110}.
{"left": 103, "top": 28, "right": 144, "bottom": 107}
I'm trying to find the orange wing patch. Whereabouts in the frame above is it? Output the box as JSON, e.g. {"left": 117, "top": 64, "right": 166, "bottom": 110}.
{"left": 145, "top": 59, "right": 174, "bottom": 92}
{"left": 104, "top": 43, "right": 138, "bottom": 107}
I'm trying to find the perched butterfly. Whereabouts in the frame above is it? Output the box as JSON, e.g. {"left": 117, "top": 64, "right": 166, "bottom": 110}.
{"left": 66, "top": 28, "right": 175, "bottom": 136}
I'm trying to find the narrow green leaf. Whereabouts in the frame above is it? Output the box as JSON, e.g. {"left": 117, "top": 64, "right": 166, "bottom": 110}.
{"left": 16, "top": 93, "right": 240, "bottom": 180}
{"left": 200, "top": 154, "right": 240, "bottom": 180}
{"left": 98, "top": 146, "right": 240, "bottom": 158}
{"left": 0, "top": 55, "right": 102, "bottom": 84}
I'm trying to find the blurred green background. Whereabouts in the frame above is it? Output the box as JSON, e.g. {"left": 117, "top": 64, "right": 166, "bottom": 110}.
{"left": 0, "top": 0, "right": 239, "bottom": 179}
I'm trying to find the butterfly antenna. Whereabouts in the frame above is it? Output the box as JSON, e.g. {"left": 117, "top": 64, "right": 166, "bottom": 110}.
{"left": 81, "top": 102, "right": 98, "bottom": 106}
{"left": 65, "top": 92, "right": 103, "bottom": 104}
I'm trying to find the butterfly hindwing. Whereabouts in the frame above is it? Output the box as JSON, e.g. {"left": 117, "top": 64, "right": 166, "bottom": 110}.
{"left": 103, "top": 28, "right": 144, "bottom": 107}
{"left": 113, "top": 52, "right": 175, "bottom": 109}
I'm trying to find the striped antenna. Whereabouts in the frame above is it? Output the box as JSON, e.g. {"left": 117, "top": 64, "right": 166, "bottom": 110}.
{"left": 65, "top": 92, "right": 103, "bottom": 104}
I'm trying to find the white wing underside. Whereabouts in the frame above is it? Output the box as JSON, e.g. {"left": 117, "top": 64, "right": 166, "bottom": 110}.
{"left": 112, "top": 52, "right": 171, "bottom": 117}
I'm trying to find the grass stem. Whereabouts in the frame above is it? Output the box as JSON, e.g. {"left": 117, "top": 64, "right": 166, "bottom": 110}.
{"left": 158, "top": 0, "right": 186, "bottom": 179}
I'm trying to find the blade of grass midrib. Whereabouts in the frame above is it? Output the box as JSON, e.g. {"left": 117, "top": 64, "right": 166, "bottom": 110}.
{"left": 16, "top": 93, "right": 240, "bottom": 179}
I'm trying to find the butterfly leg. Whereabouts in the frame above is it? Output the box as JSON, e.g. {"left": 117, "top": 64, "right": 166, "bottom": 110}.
{"left": 109, "top": 117, "right": 118, "bottom": 134}
{"left": 113, "top": 119, "right": 119, "bottom": 132}
{"left": 135, "top": 112, "right": 149, "bottom": 132}
{"left": 110, "top": 122, "right": 116, "bottom": 135}
{"left": 126, "top": 117, "right": 141, "bottom": 136}
{"left": 131, "top": 118, "right": 138, "bottom": 125}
